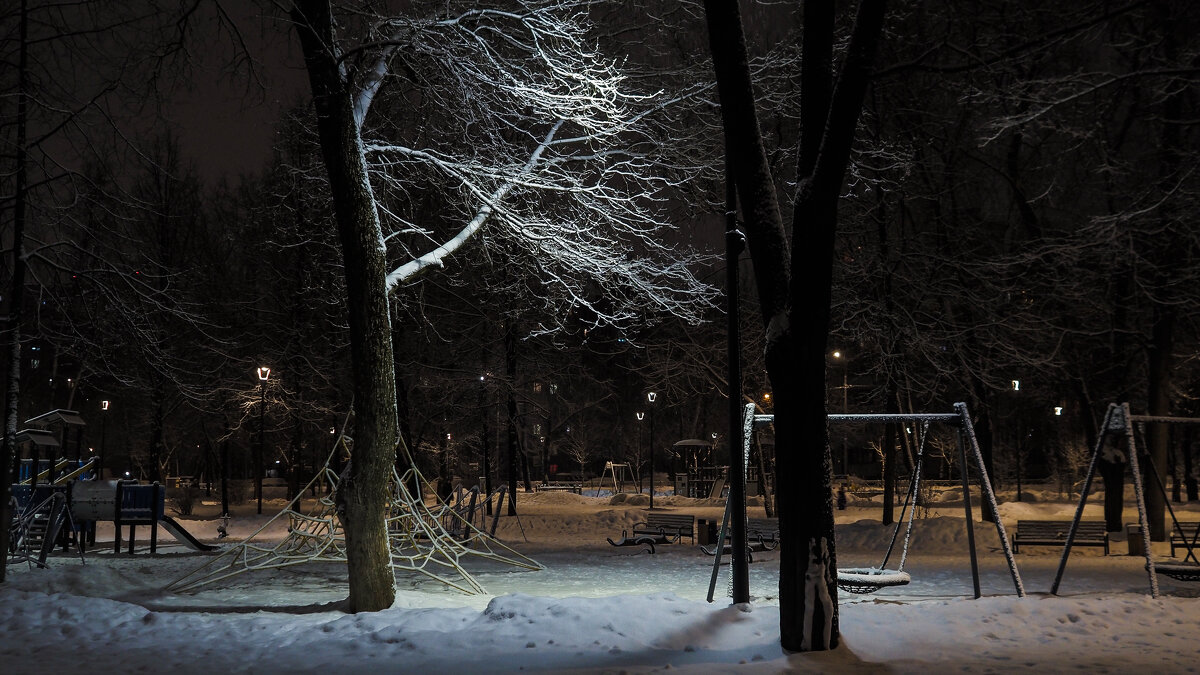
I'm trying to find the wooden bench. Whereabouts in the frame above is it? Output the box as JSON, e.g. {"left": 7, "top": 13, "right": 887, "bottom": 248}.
{"left": 1169, "top": 522, "right": 1200, "bottom": 559}
{"left": 633, "top": 513, "right": 695, "bottom": 545}
{"left": 536, "top": 482, "right": 582, "bottom": 494}
{"left": 747, "top": 518, "right": 779, "bottom": 550}
{"left": 608, "top": 513, "right": 695, "bottom": 553}
{"left": 1012, "top": 520, "right": 1109, "bottom": 554}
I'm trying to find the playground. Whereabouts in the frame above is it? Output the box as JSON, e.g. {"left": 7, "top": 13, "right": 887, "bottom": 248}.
{"left": 3, "top": 480, "right": 1200, "bottom": 673}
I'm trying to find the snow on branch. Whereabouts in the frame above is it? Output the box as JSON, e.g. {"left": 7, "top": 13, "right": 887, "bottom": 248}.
{"left": 347, "top": 0, "right": 716, "bottom": 333}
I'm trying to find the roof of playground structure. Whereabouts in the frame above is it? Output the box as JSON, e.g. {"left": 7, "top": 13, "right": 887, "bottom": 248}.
{"left": 3, "top": 483, "right": 1199, "bottom": 673}
{"left": 24, "top": 409, "right": 86, "bottom": 428}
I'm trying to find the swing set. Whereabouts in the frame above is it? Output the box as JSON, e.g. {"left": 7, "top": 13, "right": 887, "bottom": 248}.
{"left": 1051, "top": 403, "right": 1200, "bottom": 598}
{"left": 707, "top": 402, "right": 1026, "bottom": 600}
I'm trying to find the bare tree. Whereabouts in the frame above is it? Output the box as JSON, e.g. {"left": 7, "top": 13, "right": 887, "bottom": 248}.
{"left": 289, "top": 0, "right": 716, "bottom": 611}
{"left": 703, "top": 0, "right": 887, "bottom": 652}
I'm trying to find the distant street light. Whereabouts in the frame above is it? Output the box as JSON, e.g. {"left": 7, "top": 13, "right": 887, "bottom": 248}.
{"left": 257, "top": 366, "right": 270, "bottom": 515}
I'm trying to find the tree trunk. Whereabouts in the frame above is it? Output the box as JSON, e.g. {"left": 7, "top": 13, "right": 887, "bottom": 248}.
{"left": 703, "top": 0, "right": 886, "bottom": 652}
{"left": 289, "top": 412, "right": 302, "bottom": 501}
{"left": 293, "top": 0, "right": 399, "bottom": 613}
{"left": 881, "top": 386, "right": 898, "bottom": 525}
{"left": 0, "top": 0, "right": 31, "bottom": 584}
{"left": 1144, "top": 306, "right": 1174, "bottom": 540}
{"left": 437, "top": 430, "right": 452, "bottom": 503}
{"left": 1185, "top": 428, "right": 1197, "bottom": 502}
{"left": 504, "top": 321, "right": 519, "bottom": 515}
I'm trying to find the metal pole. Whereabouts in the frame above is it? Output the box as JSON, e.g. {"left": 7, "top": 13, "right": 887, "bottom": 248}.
{"left": 98, "top": 409, "right": 108, "bottom": 480}
{"left": 724, "top": 152, "right": 749, "bottom": 603}
{"left": 956, "top": 402, "right": 1024, "bottom": 597}
{"left": 1051, "top": 404, "right": 1114, "bottom": 595}
{"left": 842, "top": 365, "right": 848, "bottom": 475}
{"left": 957, "top": 427, "right": 981, "bottom": 599}
{"left": 649, "top": 406, "right": 655, "bottom": 510}
{"left": 257, "top": 379, "right": 266, "bottom": 515}
{"left": 1125, "top": 413, "right": 1159, "bottom": 598}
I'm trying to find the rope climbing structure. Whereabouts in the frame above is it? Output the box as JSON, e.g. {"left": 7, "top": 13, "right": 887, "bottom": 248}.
{"left": 167, "top": 435, "right": 543, "bottom": 595}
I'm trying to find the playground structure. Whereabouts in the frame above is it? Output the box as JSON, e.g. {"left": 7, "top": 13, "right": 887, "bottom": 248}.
{"left": 7, "top": 408, "right": 213, "bottom": 565}
{"left": 670, "top": 438, "right": 767, "bottom": 500}
{"left": 168, "top": 435, "right": 543, "bottom": 596}
{"left": 596, "top": 461, "right": 636, "bottom": 496}
{"left": 8, "top": 478, "right": 217, "bottom": 564}
{"left": 707, "top": 402, "right": 1026, "bottom": 601}
{"left": 1051, "top": 403, "right": 1200, "bottom": 598}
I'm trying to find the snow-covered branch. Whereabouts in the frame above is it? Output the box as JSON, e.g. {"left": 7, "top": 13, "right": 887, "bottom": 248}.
{"left": 341, "top": 0, "right": 716, "bottom": 333}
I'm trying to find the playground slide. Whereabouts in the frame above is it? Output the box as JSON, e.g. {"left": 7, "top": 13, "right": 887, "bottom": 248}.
{"left": 159, "top": 516, "right": 219, "bottom": 552}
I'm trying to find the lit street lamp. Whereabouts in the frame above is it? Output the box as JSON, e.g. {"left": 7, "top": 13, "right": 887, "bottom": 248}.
{"left": 647, "top": 391, "right": 657, "bottom": 510}
{"left": 257, "top": 366, "right": 270, "bottom": 515}
{"left": 833, "top": 350, "right": 848, "bottom": 475}
{"left": 636, "top": 411, "right": 645, "bottom": 495}
{"left": 98, "top": 400, "right": 110, "bottom": 480}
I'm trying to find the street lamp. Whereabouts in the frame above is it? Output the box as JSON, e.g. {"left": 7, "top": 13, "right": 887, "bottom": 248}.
{"left": 832, "top": 350, "right": 848, "bottom": 475}
{"left": 635, "top": 411, "right": 645, "bottom": 496}
{"left": 98, "top": 400, "right": 109, "bottom": 480}
{"left": 647, "top": 391, "right": 657, "bottom": 510}
{"left": 256, "top": 366, "right": 270, "bottom": 515}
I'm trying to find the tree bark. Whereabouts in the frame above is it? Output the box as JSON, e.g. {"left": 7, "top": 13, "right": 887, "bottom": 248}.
{"left": 0, "top": 0, "right": 31, "bottom": 584}
{"left": 704, "top": 0, "right": 886, "bottom": 652}
{"left": 1144, "top": 306, "right": 1174, "bottom": 540}
{"left": 293, "top": 0, "right": 399, "bottom": 613}
{"left": 881, "top": 386, "right": 898, "bottom": 526}
{"left": 505, "top": 321, "right": 519, "bottom": 515}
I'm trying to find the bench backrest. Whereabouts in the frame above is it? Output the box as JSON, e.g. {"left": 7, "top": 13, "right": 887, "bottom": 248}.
{"left": 645, "top": 513, "right": 694, "bottom": 532}
{"left": 1018, "top": 520, "right": 1106, "bottom": 538}
{"left": 1169, "top": 522, "right": 1200, "bottom": 536}
{"left": 747, "top": 518, "right": 779, "bottom": 533}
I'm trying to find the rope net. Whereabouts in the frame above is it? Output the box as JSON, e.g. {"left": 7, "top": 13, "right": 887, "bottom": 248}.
{"left": 167, "top": 437, "right": 543, "bottom": 595}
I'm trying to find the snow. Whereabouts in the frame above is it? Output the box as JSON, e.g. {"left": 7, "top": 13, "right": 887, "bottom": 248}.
{"left": 3, "top": 487, "right": 1199, "bottom": 673}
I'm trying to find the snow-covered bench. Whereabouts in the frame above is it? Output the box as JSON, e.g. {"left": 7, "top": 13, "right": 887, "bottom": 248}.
{"left": 1012, "top": 520, "right": 1109, "bottom": 554}
{"left": 607, "top": 513, "right": 695, "bottom": 553}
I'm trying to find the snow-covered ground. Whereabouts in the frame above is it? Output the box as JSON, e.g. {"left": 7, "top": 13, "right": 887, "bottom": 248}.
{"left": 3, "top": 486, "right": 1199, "bottom": 673}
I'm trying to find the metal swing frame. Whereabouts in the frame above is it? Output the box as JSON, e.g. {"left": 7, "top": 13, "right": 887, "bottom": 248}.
{"left": 709, "top": 401, "right": 1025, "bottom": 600}
{"left": 1051, "top": 403, "right": 1200, "bottom": 597}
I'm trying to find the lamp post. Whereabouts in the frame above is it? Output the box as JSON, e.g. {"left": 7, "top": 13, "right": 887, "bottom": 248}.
{"left": 647, "top": 391, "right": 657, "bottom": 510}
{"left": 256, "top": 366, "right": 270, "bottom": 515}
{"left": 545, "top": 382, "right": 557, "bottom": 484}
{"left": 98, "top": 400, "right": 109, "bottom": 480}
{"left": 1011, "top": 379, "right": 1024, "bottom": 503}
{"left": 635, "top": 411, "right": 645, "bottom": 495}
{"left": 833, "top": 350, "right": 848, "bottom": 475}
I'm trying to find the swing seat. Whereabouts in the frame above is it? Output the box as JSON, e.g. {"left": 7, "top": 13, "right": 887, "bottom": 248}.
{"left": 1149, "top": 562, "right": 1200, "bottom": 582}
{"left": 836, "top": 567, "right": 911, "bottom": 595}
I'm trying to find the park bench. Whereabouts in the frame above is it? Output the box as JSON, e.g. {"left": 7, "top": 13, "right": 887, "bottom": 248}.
{"left": 607, "top": 513, "right": 695, "bottom": 553}
{"left": 700, "top": 517, "right": 779, "bottom": 560}
{"left": 1169, "top": 522, "right": 1200, "bottom": 559}
{"left": 1012, "top": 520, "right": 1109, "bottom": 555}
{"left": 536, "top": 482, "right": 582, "bottom": 494}
{"left": 747, "top": 518, "right": 779, "bottom": 550}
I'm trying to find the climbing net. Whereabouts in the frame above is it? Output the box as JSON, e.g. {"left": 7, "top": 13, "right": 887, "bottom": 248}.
{"left": 167, "top": 437, "right": 543, "bottom": 595}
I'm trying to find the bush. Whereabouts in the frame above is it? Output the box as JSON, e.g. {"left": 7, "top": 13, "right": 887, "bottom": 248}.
{"left": 171, "top": 486, "right": 200, "bottom": 516}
